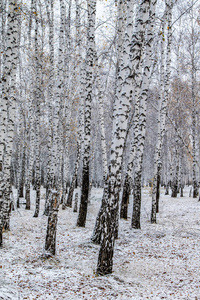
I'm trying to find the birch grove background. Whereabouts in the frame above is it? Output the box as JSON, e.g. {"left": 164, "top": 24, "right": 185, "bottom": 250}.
{"left": 0, "top": 0, "right": 200, "bottom": 281}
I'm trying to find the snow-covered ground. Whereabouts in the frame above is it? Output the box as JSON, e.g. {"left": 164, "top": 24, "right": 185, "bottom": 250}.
{"left": 1, "top": 186, "right": 200, "bottom": 299}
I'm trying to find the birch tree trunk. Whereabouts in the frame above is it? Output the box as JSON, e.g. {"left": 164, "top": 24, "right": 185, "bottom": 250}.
{"left": 58, "top": 0, "right": 72, "bottom": 206}
{"left": 131, "top": 0, "right": 156, "bottom": 229}
{"left": 76, "top": 0, "right": 97, "bottom": 227}
{"left": 96, "top": 0, "right": 153, "bottom": 275}
{"left": 33, "top": 0, "right": 41, "bottom": 217}
{"left": 43, "top": 0, "right": 55, "bottom": 216}
{"left": 191, "top": 41, "right": 198, "bottom": 198}
{"left": 90, "top": 62, "right": 109, "bottom": 241}
{"left": 151, "top": 1, "right": 173, "bottom": 223}
{"left": 91, "top": 0, "right": 129, "bottom": 243}
{"left": 0, "top": 0, "right": 19, "bottom": 237}
{"left": 64, "top": 0, "right": 82, "bottom": 209}
{"left": 119, "top": 0, "right": 137, "bottom": 220}
{"left": 25, "top": 0, "right": 34, "bottom": 210}
{"left": 56, "top": 0, "right": 67, "bottom": 207}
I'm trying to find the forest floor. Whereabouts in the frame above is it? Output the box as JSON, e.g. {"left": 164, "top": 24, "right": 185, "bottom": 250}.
{"left": 0, "top": 186, "right": 200, "bottom": 300}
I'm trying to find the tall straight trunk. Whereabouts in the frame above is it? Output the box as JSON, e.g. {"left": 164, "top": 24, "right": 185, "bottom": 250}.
{"left": 191, "top": 53, "right": 198, "bottom": 198}
{"left": 77, "top": 0, "right": 97, "bottom": 227}
{"left": 25, "top": 0, "right": 34, "bottom": 210}
{"left": 43, "top": 0, "right": 55, "bottom": 216}
{"left": 119, "top": 0, "right": 135, "bottom": 220}
{"left": 44, "top": 0, "right": 65, "bottom": 256}
{"left": 16, "top": 9, "right": 24, "bottom": 203}
{"left": 57, "top": 0, "right": 72, "bottom": 206}
{"left": 33, "top": 0, "right": 41, "bottom": 217}
{"left": 0, "top": 0, "right": 19, "bottom": 234}
{"left": 63, "top": 0, "right": 81, "bottom": 209}
{"left": 131, "top": 0, "right": 157, "bottom": 229}
{"left": 151, "top": 0, "right": 173, "bottom": 223}
{"left": 57, "top": 0, "right": 66, "bottom": 206}
{"left": 90, "top": 71, "right": 109, "bottom": 240}
{"left": 61, "top": 0, "right": 72, "bottom": 205}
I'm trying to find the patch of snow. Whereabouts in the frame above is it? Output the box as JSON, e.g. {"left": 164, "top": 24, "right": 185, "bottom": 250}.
{"left": 0, "top": 186, "right": 200, "bottom": 299}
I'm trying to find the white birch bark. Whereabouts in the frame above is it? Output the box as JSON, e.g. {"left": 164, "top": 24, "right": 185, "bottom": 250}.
{"left": 25, "top": 0, "right": 34, "bottom": 210}
{"left": 96, "top": 59, "right": 108, "bottom": 181}
{"left": 33, "top": 0, "right": 41, "bottom": 217}
{"left": 97, "top": 0, "right": 152, "bottom": 275}
{"left": 43, "top": 0, "right": 55, "bottom": 216}
{"left": 76, "top": 0, "right": 97, "bottom": 227}
{"left": 91, "top": 0, "right": 132, "bottom": 244}
{"left": 65, "top": 0, "right": 84, "bottom": 209}
{"left": 151, "top": 19, "right": 165, "bottom": 217}
{"left": 130, "top": 0, "right": 156, "bottom": 229}
{"left": 57, "top": 0, "right": 67, "bottom": 206}
{"left": 57, "top": 0, "right": 72, "bottom": 205}
{"left": 62, "top": 0, "right": 72, "bottom": 205}
{"left": 191, "top": 29, "right": 198, "bottom": 198}
{"left": 151, "top": 0, "right": 173, "bottom": 223}
{"left": 0, "top": 0, "right": 19, "bottom": 236}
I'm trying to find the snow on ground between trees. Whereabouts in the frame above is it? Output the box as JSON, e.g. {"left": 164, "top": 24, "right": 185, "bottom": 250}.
{"left": 0, "top": 186, "right": 200, "bottom": 300}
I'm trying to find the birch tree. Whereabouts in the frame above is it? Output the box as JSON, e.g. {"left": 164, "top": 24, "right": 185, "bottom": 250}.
{"left": 32, "top": 0, "right": 42, "bottom": 218}
{"left": 131, "top": 0, "right": 157, "bottom": 229}
{"left": 190, "top": 11, "right": 199, "bottom": 198}
{"left": 96, "top": 0, "right": 154, "bottom": 275}
{"left": 151, "top": 0, "right": 173, "bottom": 223}
{"left": 76, "top": 0, "right": 97, "bottom": 227}
{"left": 91, "top": 0, "right": 129, "bottom": 243}
{"left": 0, "top": 0, "right": 19, "bottom": 243}
{"left": 25, "top": 0, "right": 34, "bottom": 210}
{"left": 64, "top": 0, "right": 84, "bottom": 209}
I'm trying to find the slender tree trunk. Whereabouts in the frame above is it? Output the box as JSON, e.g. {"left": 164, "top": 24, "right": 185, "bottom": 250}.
{"left": 0, "top": 0, "right": 19, "bottom": 232}
{"left": 77, "top": 0, "right": 97, "bottom": 227}
{"left": 25, "top": 0, "right": 34, "bottom": 211}
{"left": 132, "top": 0, "right": 157, "bottom": 229}
{"left": 64, "top": 0, "right": 83, "bottom": 209}
{"left": 151, "top": 0, "right": 172, "bottom": 223}
{"left": 33, "top": 0, "right": 41, "bottom": 217}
